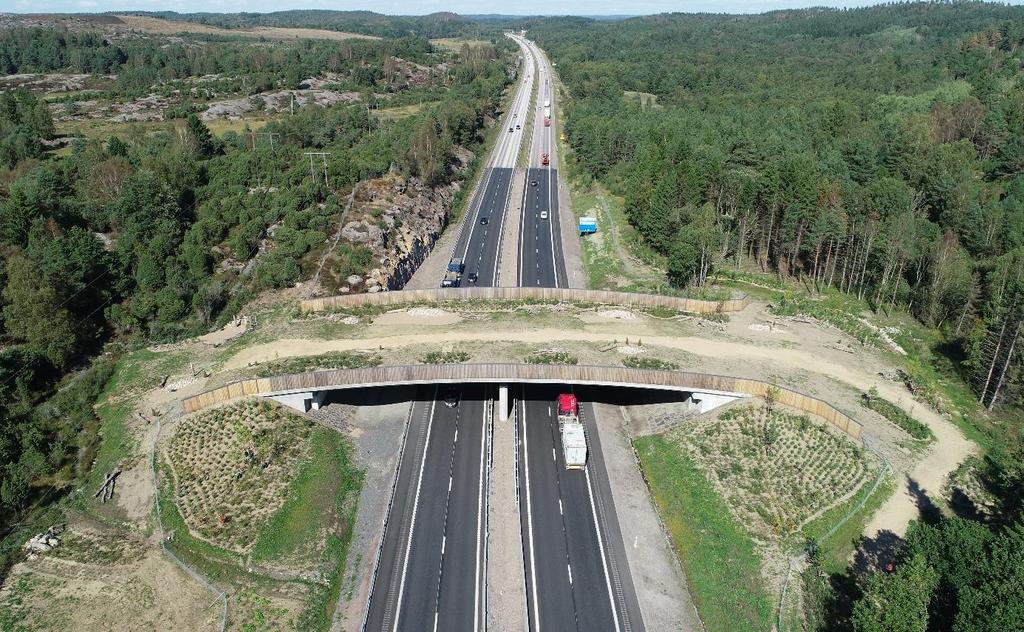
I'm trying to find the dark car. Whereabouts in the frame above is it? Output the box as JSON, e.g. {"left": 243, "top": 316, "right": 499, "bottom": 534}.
{"left": 480, "top": 216, "right": 489, "bottom": 225}
{"left": 443, "top": 388, "right": 459, "bottom": 408}
{"left": 530, "top": 180, "right": 538, "bottom": 187}
{"left": 467, "top": 272, "right": 479, "bottom": 284}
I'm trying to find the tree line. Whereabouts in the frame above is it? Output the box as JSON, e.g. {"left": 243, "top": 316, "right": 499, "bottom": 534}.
{"left": 531, "top": 3, "right": 1024, "bottom": 630}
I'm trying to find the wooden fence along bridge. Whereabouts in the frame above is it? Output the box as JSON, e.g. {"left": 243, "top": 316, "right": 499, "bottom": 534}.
{"left": 299, "top": 287, "right": 751, "bottom": 314}
{"left": 182, "top": 364, "right": 864, "bottom": 440}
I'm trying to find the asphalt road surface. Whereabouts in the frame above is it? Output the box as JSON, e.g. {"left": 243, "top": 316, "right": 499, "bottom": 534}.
{"left": 445, "top": 36, "right": 536, "bottom": 288}
{"left": 364, "top": 386, "right": 490, "bottom": 632}
{"left": 514, "top": 35, "right": 566, "bottom": 288}
{"left": 456, "top": 167, "right": 513, "bottom": 287}
{"left": 519, "top": 166, "right": 566, "bottom": 287}
{"left": 517, "top": 385, "right": 643, "bottom": 632}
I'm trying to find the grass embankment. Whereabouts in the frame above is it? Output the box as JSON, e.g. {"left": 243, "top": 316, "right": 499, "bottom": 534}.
{"left": 635, "top": 435, "right": 773, "bottom": 632}
{"left": 252, "top": 428, "right": 363, "bottom": 630}
{"left": 160, "top": 398, "right": 363, "bottom": 630}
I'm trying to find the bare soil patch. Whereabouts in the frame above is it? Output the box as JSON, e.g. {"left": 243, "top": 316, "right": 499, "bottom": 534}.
{"left": 115, "top": 15, "right": 379, "bottom": 41}
{"left": 0, "top": 522, "right": 218, "bottom": 631}
{"left": 371, "top": 307, "right": 463, "bottom": 326}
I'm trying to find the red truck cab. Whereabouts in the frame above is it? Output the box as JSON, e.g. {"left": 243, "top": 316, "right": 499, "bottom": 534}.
{"left": 557, "top": 393, "right": 578, "bottom": 418}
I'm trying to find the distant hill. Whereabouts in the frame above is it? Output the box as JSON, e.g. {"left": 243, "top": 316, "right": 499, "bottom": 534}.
{"left": 115, "top": 10, "right": 494, "bottom": 39}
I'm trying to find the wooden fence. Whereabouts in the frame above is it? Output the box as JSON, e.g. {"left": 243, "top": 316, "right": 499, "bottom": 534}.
{"left": 182, "top": 364, "right": 862, "bottom": 440}
{"left": 299, "top": 287, "right": 750, "bottom": 314}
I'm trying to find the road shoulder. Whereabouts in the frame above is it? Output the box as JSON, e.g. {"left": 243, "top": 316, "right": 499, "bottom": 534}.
{"left": 593, "top": 402, "right": 703, "bottom": 632}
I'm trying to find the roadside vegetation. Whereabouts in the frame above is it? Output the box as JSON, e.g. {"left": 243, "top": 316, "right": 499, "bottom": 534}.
{"left": 533, "top": 3, "right": 1024, "bottom": 628}
{"left": 253, "top": 350, "right": 382, "bottom": 377}
{"left": 635, "top": 434, "right": 773, "bottom": 632}
{"left": 0, "top": 15, "right": 513, "bottom": 562}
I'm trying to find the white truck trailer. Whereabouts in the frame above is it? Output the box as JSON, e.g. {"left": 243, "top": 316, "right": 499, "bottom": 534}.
{"left": 557, "top": 393, "right": 587, "bottom": 470}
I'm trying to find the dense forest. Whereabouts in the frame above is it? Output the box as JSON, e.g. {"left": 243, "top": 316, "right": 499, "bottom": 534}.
{"left": 530, "top": 3, "right": 1024, "bottom": 630}
{"left": 0, "top": 27, "right": 509, "bottom": 540}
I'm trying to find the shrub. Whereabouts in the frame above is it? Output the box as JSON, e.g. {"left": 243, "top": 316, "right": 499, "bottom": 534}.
{"left": 525, "top": 350, "right": 578, "bottom": 365}
{"left": 861, "top": 388, "right": 934, "bottom": 442}
{"left": 421, "top": 350, "right": 470, "bottom": 364}
{"left": 623, "top": 356, "right": 680, "bottom": 370}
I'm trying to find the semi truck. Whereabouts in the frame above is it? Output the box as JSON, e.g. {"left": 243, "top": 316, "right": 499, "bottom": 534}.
{"left": 441, "top": 258, "right": 463, "bottom": 287}
{"left": 541, "top": 153, "right": 549, "bottom": 166}
{"left": 557, "top": 393, "right": 587, "bottom": 470}
{"left": 441, "top": 270, "right": 461, "bottom": 288}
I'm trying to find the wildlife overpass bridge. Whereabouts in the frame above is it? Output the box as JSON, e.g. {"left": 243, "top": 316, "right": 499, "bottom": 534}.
{"left": 299, "top": 287, "right": 750, "bottom": 314}
{"left": 182, "top": 364, "right": 863, "bottom": 440}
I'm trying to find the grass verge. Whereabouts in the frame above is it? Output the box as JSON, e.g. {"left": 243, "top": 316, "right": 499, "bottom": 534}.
{"left": 635, "top": 434, "right": 773, "bottom": 632}
{"left": 251, "top": 428, "right": 362, "bottom": 564}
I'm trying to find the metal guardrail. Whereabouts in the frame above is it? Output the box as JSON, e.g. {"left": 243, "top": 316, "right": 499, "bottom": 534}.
{"left": 299, "top": 287, "right": 750, "bottom": 315}
{"left": 183, "top": 364, "right": 863, "bottom": 441}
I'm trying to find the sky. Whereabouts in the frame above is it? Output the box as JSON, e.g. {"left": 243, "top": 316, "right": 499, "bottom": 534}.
{"left": 7, "top": 0, "right": 1017, "bottom": 17}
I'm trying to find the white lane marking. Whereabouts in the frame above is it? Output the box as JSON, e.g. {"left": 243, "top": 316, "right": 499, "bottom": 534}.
{"left": 392, "top": 397, "right": 438, "bottom": 632}
{"left": 473, "top": 398, "right": 487, "bottom": 632}
{"left": 521, "top": 398, "right": 542, "bottom": 632}
{"left": 585, "top": 464, "right": 622, "bottom": 632}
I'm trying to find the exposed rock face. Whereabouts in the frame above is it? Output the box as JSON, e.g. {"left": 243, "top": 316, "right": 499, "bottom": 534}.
{"left": 317, "top": 162, "right": 469, "bottom": 294}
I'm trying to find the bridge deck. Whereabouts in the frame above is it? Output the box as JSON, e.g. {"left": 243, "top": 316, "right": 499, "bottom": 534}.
{"left": 182, "top": 364, "right": 863, "bottom": 439}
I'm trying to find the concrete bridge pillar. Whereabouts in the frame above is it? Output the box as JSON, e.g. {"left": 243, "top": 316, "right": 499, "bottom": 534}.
{"left": 689, "top": 391, "right": 740, "bottom": 414}
{"left": 268, "top": 390, "right": 327, "bottom": 413}
{"left": 498, "top": 384, "right": 509, "bottom": 422}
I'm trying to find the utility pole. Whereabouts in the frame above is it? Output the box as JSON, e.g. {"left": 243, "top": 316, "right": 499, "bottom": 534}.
{"left": 304, "top": 151, "right": 331, "bottom": 188}
{"left": 246, "top": 132, "right": 280, "bottom": 190}
{"left": 246, "top": 131, "right": 279, "bottom": 152}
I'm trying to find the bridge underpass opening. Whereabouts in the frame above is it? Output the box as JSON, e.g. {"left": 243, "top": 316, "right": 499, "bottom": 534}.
{"left": 267, "top": 381, "right": 744, "bottom": 419}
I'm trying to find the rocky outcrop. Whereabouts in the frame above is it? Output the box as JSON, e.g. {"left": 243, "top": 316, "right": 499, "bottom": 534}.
{"left": 318, "top": 154, "right": 472, "bottom": 295}
{"left": 201, "top": 89, "right": 362, "bottom": 121}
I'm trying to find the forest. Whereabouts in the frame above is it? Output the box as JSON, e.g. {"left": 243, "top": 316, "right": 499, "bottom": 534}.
{"left": 529, "top": 3, "right": 1024, "bottom": 630}
{"left": 0, "top": 25, "right": 510, "bottom": 547}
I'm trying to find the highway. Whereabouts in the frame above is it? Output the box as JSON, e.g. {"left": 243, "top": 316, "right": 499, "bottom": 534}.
{"left": 450, "top": 36, "right": 537, "bottom": 288}
{"left": 517, "top": 385, "right": 642, "bottom": 632}
{"left": 364, "top": 386, "right": 490, "bottom": 632}
{"left": 511, "top": 36, "right": 641, "bottom": 631}
{"left": 514, "top": 35, "right": 567, "bottom": 288}
{"left": 366, "top": 35, "right": 642, "bottom": 632}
